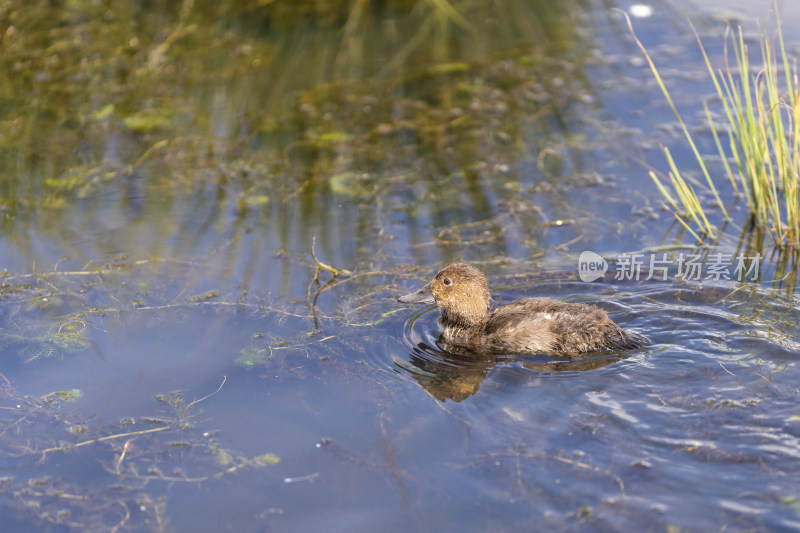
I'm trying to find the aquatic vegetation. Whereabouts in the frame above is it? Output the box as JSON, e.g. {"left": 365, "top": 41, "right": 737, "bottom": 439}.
{"left": 122, "top": 109, "right": 175, "bottom": 134}
{"left": 0, "top": 372, "right": 278, "bottom": 532}
{"left": 41, "top": 389, "right": 83, "bottom": 403}
{"left": 628, "top": 7, "right": 800, "bottom": 249}
{"left": 236, "top": 333, "right": 288, "bottom": 368}
{"left": 1, "top": 318, "right": 93, "bottom": 362}
{"left": 235, "top": 331, "right": 339, "bottom": 369}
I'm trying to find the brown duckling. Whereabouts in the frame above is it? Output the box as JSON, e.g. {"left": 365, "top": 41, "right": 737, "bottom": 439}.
{"left": 398, "top": 263, "right": 647, "bottom": 356}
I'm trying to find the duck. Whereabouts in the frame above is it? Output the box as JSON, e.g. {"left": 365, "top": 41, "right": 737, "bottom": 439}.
{"left": 398, "top": 263, "right": 647, "bottom": 356}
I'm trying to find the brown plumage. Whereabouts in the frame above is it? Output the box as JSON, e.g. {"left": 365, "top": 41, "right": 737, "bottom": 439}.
{"left": 398, "top": 263, "right": 647, "bottom": 357}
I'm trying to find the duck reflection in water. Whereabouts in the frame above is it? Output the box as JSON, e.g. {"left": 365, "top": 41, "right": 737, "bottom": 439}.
{"left": 397, "top": 263, "right": 647, "bottom": 401}
{"left": 397, "top": 345, "right": 626, "bottom": 402}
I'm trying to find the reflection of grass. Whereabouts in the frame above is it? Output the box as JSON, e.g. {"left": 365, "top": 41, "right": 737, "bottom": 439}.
{"left": 626, "top": 8, "right": 800, "bottom": 249}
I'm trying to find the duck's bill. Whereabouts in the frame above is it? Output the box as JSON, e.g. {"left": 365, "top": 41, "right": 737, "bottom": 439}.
{"left": 397, "top": 282, "right": 435, "bottom": 304}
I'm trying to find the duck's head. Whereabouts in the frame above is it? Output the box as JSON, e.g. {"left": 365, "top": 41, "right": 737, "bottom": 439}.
{"left": 398, "top": 263, "right": 490, "bottom": 326}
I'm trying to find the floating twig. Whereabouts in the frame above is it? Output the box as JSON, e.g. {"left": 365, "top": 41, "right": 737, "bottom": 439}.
{"left": 185, "top": 375, "right": 227, "bottom": 411}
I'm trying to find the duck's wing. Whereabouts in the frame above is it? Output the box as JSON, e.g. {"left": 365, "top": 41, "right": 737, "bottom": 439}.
{"left": 486, "top": 298, "right": 647, "bottom": 354}
{"left": 485, "top": 298, "right": 585, "bottom": 329}
{"left": 483, "top": 298, "right": 551, "bottom": 334}
{"left": 482, "top": 299, "right": 560, "bottom": 353}
{"left": 542, "top": 301, "right": 647, "bottom": 353}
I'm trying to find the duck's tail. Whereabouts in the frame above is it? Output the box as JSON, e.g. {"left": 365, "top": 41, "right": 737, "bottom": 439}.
{"left": 611, "top": 327, "right": 649, "bottom": 351}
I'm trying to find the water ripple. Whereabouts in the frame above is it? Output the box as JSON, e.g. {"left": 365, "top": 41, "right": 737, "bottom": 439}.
{"left": 383, "top": 273, "right": 800, "bottom": 530}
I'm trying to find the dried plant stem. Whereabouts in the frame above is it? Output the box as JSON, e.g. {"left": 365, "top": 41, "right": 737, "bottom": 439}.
{"left": 311, "top": 234, "right": 352, "bottom": 281}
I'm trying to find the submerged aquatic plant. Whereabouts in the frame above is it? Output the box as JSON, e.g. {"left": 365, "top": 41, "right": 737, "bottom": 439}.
{"left": 626, "top": 7, "right": 800, "bottom": 249}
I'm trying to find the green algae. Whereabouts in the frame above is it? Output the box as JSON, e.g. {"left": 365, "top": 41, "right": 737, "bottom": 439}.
{"left": 41, "top": 389, "right": 83, "bottom": 403}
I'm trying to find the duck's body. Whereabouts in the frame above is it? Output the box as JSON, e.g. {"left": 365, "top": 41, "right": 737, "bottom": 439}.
{"left": 398, "top": 263, "right": 646, "bottom": 356}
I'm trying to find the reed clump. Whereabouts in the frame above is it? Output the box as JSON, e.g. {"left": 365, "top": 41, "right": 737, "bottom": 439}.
{"left": 627, "top": 9, "right": 800, "bottom": 249}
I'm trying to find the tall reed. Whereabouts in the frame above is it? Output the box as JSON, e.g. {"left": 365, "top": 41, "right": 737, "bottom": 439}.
{"left": 625, "top": 9, "right": 800, "bottom": 248}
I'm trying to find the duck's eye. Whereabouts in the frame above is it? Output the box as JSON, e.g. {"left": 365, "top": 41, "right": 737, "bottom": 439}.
{"left": 443, "top": 277, "right": 452, "bottom": 286}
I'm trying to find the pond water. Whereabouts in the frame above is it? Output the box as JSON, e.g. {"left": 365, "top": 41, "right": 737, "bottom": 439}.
{"left": 2, "top": 0, "right": 800, "bottom": 531}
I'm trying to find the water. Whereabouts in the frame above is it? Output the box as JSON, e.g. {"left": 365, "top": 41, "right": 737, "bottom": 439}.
{"left": 387, "top": 276, "right": 799, "bottom": 531}
{"left": 2, "top": 0, "right": 800, "bottom": 531}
